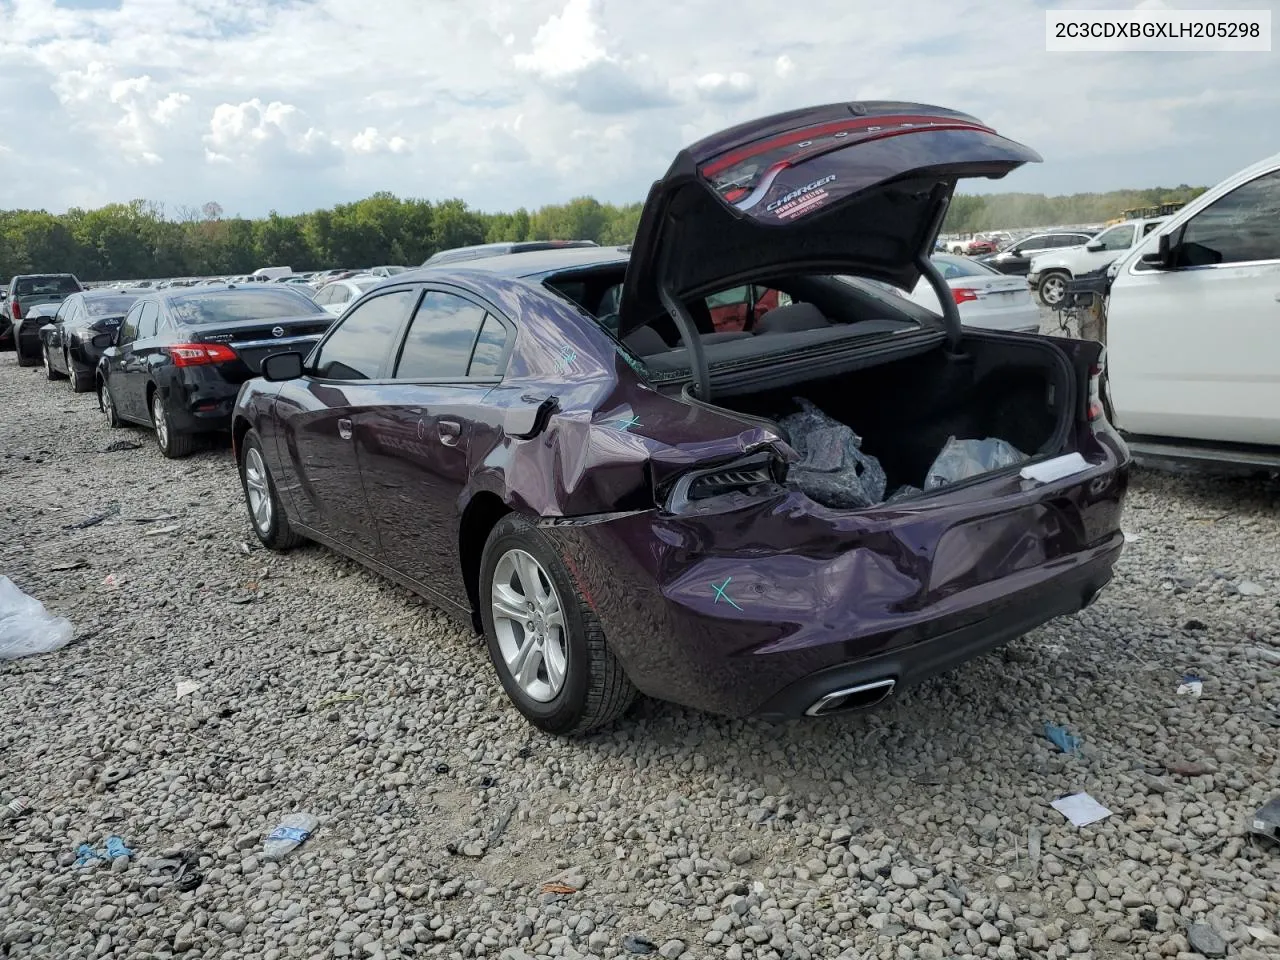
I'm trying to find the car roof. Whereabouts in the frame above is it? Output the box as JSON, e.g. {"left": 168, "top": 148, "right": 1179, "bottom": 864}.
{"left": 404, "top": 246, "right": 630, "bottom": 283}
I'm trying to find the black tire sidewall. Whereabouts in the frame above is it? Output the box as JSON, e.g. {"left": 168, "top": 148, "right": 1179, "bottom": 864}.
{"left": 478, "top": 516, "right": 592, "bottom": 728}
{"left": 100, "top": 381, "right": 120, "bottom": 427}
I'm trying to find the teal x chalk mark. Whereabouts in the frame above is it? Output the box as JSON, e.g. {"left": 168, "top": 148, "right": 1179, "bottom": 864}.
{"left": 615, "top": 415, "right": 641, "bottom": 431}
{"left": 711, "top": 576, "right": 743, "bottom": 611}
{"left": 557, "top": 349, "right": 577, "bottom": 370}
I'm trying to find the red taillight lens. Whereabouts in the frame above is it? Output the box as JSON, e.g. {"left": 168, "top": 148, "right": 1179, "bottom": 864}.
{"left": 952, "top": 287, "right": 980, "bottom": 305}
{"left": 10, "top": 299, "right": 20, "bottom": 320}
{"left": 165, "top": 343, "right": 238, "bottom": 367}
{"left": 1087, "top": 354, "right": 1106, "bottom": 422}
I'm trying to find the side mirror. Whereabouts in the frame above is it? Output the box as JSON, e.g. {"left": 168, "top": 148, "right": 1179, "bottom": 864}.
{"left": 1085, "top": 241, "right": 1104, "bottom": 252}
{"left": 91, "top": 333, "right": 114, "bottom": 348}
{"left": 262, "top": 351, "right": 304, "bottom": 382}
{"left": 1140, "top": 233, "right": 1175, "bottom": 269}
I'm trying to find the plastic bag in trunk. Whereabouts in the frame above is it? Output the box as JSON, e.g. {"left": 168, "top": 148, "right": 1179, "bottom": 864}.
{"left": 778, "top": 399, "right": 887, "bottom": 509}
{"left": 924, "top": 436, "right": 1028, "bottom": 491}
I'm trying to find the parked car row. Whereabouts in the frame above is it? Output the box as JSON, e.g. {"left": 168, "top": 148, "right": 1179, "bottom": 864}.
{"left": 6, "top": 102, "right": 1133, "bottom": 739}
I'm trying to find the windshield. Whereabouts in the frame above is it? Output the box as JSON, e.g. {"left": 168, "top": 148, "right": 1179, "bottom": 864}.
{"left": 15, "top": 276, "right": 80, "bottom": 296}
{"left": 169, "top": 289, "right": 322, "bottom": 324}
{"left": 86, "top": 295, "right": 140, "bottom": 317}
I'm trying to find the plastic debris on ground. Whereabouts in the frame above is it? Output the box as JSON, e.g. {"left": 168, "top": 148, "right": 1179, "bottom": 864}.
{"left": 174, "top": 679, "right": 203, "bottom": 700}
{"left": 1050, "top": 792, "right": 1112, "bottom": 827}
{"left": 1043, "top": 723, "right": 1082, "bottom": 754}
{"left": 74, "top": 835, "right": 132, "bottom": 867}
{"left": 1251, "top": 796, "right": 1280, "bottom": 845}
{"left": 777, "top": 398, "right": 886, "bottom": 508}
{"left": 924, "top": 436, "right": 1028, "bottom": 491}
{"left": 0, "top": 576, "right": 74, "bottom": 661}
{"left": 262, "top": 813, "right": 318, "bottom": 860}
{"left": 1176, "top": 673, "right": 1204, "bottom": 697}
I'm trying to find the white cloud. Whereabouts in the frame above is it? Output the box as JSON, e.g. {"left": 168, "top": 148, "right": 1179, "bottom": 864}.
{"left": 204, "top": 99, "right": 341, "bottom": 168}
{"left": 694, "top": 72, "right": 757, "bottom": 104}
{"left": 0, "top": 0, "right": 1276, "bottom": 215}
{"left": 350, "top": 127, "right": 410, "bottom": 156}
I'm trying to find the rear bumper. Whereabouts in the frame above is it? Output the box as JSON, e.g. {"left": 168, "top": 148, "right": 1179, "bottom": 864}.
{"left": 541, "top": 445, "right": 1128, "bottom": 719}
{"left": 159, "top": 372, "right": 242, "bottom": 433}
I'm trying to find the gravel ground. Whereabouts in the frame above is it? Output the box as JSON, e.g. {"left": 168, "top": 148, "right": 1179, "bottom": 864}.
{"left": 1, "top": 345, "right": 1278, "bottom": 960}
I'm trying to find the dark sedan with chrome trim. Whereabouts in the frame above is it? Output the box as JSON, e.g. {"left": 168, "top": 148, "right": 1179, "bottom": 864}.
{"left": 40, "top": 290, "right": 143, "bottom": 391}
{"left": 231, "top": 100, "right": 1129, "bottom": 736}
{"left": 98, "top": 285, "right": 332, "bottom": 457}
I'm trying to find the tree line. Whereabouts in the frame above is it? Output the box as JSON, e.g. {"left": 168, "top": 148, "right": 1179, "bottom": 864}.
{"left": 0, "top": 185, "right": 1205, "bottom": 282}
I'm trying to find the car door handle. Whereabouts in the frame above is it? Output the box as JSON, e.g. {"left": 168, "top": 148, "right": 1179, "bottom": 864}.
{"left": 437, "top": 419, "right": 461, "bottom": 443}
{"left": 337, "top": 418, "right": 352, "bottom": 440}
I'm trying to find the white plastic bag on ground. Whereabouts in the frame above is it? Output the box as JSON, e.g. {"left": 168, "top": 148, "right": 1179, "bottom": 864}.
{"left": 0, "top": 576, "right": 74, "bottom": 660}
{"left": 924, "top": 436, "right": 1028, "bottom": 491}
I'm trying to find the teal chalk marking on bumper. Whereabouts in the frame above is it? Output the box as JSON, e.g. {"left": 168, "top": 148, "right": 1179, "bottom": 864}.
{"left": 711, "top": 576, "right": 743, "bottom": 611}
{"left": 615, "top": 415, "right": 641, "bottom": 431}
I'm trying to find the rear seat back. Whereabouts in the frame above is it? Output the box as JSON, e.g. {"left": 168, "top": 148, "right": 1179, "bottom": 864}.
{"left": 753, "top": 302, "right": 830, "bottom": 335}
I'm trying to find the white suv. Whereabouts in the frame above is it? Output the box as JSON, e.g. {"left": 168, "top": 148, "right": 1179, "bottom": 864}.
{"left": 1105, "top": 152, "right": 1280, "bottom": 467}
{"left": 1028, "top": 217, "right": 1166, "bottom": 307}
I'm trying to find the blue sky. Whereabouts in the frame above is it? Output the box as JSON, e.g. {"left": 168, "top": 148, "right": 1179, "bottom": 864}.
{"left": 0, "top": 0, "right": 1276, "bottom": 217}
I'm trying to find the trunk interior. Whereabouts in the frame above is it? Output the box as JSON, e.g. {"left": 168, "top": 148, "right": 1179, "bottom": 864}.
{"left": 711, "top": 334, "right": 1076, "bottom": 497}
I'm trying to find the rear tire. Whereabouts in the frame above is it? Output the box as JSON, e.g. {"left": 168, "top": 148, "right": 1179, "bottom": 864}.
{"left": 152, "top": 390, "right": 195, "bottom": 459}
{"left": 479, "top": 514, "right": 636, "bottom": 735}
{"left": 70, "top": 366, "right": 92, "bottom": 393}
{"left": 238, "top": 429, "right": 304, "bottom": 550}
{"left": 16, "top": 343, "right": 37, "bottom": 367}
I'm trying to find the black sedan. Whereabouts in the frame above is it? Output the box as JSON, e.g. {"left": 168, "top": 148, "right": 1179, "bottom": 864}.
{"left": 40, "top": 290, "right": 143, "bottom": 391}
{"left": 98, "top": 285, "right": 333, "bottom": 458}
{"left": 11, "top": 303, "right": 61, "bottom": 366}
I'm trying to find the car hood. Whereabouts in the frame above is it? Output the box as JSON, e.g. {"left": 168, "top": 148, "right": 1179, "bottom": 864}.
{"left": 617, "top": 101, "right": 1041, "bottom": 338}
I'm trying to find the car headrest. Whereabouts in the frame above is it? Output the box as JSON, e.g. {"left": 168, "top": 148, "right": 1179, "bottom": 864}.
{"left": 753, "top": 302, "right": 829, "bottom": 334}
{"left": 623, "top": 326, "right": 670, "bottom": 356}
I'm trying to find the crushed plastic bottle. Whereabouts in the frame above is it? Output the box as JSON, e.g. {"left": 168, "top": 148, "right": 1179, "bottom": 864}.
{"left": 263, "top": 813, "right": 318, "bottom": 860}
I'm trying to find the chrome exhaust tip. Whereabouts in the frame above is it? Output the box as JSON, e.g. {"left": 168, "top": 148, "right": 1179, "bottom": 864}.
{"left": 805, "top": 678, "right": 897, "bottom": 717}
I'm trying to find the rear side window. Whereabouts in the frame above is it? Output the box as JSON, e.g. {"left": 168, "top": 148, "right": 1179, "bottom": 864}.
{"left": 394, "top": 292, "right": 488, "bottom": 380}
{"left": 136, "top": 302, "right": 160, "bottom": 339}
{"left": 15, "top": 276, "right": 81, "bottom": 296}
{"left": 169, "top": 290, "right": 322, "bottom": 324}
{"left": 1175, "top": 170, "right": 1280, "bottom": 266}
{"left": 468, "top": 315, "right": 508, "bottom": 377}
{"left": 313, "top": 289, "right": 416, "bottom": 380}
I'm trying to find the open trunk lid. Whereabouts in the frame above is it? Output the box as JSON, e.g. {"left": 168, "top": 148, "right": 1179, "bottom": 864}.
{"left": 617, "top": 100, "right": 1041, "bottom": 353}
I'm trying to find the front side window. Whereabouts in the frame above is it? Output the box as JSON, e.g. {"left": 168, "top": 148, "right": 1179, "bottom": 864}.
{"left": 1175, "top": 170, "right": 1280, "bottom": 266}
{"left": 1095, "top": 225, "right": 1136, "bottom": 251}
{"left": 118, "top": 303, "right": 143, "bottom": 344}
{"left": 136, "top": 302, "right": 159, "bottom": 339}
{"left": 394, "top": 292, "right": 489, "bottom": 380}
{"left": 312, "top": 289, "right": 417, "bottom": 380}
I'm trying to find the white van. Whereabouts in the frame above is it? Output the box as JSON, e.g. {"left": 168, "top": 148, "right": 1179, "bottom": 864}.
{"left": 1106, "top": 152, "right": 1280, "bottom": 469}
{"left": 252, "top": 266, "right": 293, "bottom": 281}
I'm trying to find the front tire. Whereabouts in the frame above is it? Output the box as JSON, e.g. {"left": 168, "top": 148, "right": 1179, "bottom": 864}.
{"left": 238, "top": 430, "right": 304, "bottom": 550}
{"left": 151, "top": 390, "right": 195, "bottom": 459}
{"left": 43, "top": 345, "right": 64, "bottom": 381}
{"left": 1037, "top": 270, "right": 1070, "bottom": 307}
{"left": 479, "top": 514, "right": 635, "bottom": 735}
{"left": 100, "top": 380, "right": 122, "bottom": 428}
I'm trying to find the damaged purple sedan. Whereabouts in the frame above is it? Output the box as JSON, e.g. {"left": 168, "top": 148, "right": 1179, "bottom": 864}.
{"left": 231, "top": 102, "right": 1129, "bottom": 734}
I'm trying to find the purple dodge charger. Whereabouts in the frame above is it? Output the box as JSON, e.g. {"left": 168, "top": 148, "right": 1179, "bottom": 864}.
{"left": 231, "top": 101, "right": 1130, "bottom": 734}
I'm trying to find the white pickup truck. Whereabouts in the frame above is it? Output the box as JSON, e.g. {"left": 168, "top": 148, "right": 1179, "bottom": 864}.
{"left": 1104, "top": 152, "right": 1280, "bottom": 470}
{"left": 1028, "top": 217, "right": 1166, "bottom": 307}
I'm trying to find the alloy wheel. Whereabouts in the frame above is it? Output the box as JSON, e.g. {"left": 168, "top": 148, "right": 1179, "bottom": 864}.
{"left": 42, "top": 347, "right": 52, "bottom": 378}
{"left": 243, "top": 447, "right": 273, "bottom": 534}
{"left": 1040, "top": 274, "right": 1066, "bottom": 306}
{"left": 490, "top": 549, "right": 568, "bottom": 703}
{"left": 152, "top": 394, "right": 169, "bottom": 450}
{"left": 102, "top": 386, "right": 116, "bottom": 425}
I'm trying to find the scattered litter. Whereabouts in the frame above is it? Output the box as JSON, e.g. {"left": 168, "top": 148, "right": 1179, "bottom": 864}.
{"left": 101, "top": 440, "right": 143, "bottom": 453}
{"left": 1176, "top": 674, "right": 1204, "bottom": 697}
{"left": 778, "top": 398, "right": 886, "bottom": 509}
{"left": 314, "top": 692, "right": 361, "bottom": 710}
{"left": 143, "top": 525, "right": 180, "bottom": 537}
{"left": 1166, "top": 760, "right": 1215, "bottom": 777}
{"left": 105, "top": 836, "right": 133, "bottom": 860}
{"left": 62, "top": 502, "right": 121, "bottom": 530}
{"left": 1250, "top": 796, "right": 1280, "bottom": 845}
{"left": 1245, "top": 927, "right": 1279, "bottom": 947}
{"left": 1237, "top": 580, "right": 1266, "bottom": 596}
{"left": 48, "top": 559, "right": 89, "bottom": 572}
{"left": 0, "top": 576, "right": 75, "bottom": 661}
{"left": 1050, "top": 792, "right": 1112, "bottom": 827}
{"left": 1138, "top": 909, "right": 1158, "bottom": 932}
{"left": 1043, "top": 723, "right": 1082, "bottom": 754}
{"left": 622, "top": 935, "right": 657, "bottom": 955}
{"left": 74, "top": 843, "right": 104, "bottom": 867}
{"left": 540, "top": 867, "right": 586, "bottom": 894}
{"left": 1182, "top": 619, "right": 1206, "bottom": 631}
{"left": 1187, "top": 923, "right": 1228, "bottom": 958}
{"left": 435, "top": 763, "right": 450, "bottom": 775}
{"left": 141, "top": 850, "right": 203, "bottom": 891}
{"left": 1, "top": 796, "right": 32, "bottom": 823}
{"left": 479, "top": 775, "right": 497, "bottom": 789}
{"left": 1123, "top": 530, "right": 1142, "bottom": 544}
{"left": 74, "top": 835, "right": 131, "bottom": 867}
{"left": 1027, "top": 825, "right": 1042, "bottom": 864}
{"left": 488, "top": 803, "right": 517, "bottom": 846}
{"left": 101, "top": 574, "right": 119, "bottom": 589}
{"left": 925, "top": 436, "right": 1027, "bottom": 491}
{"left": 239, "top": 542, "right": 251, "bottom": 554}
{"left": 128, "top": 515, "right": 179, "bottom": 524}
{"left": 175, "top": 679, "right": 203, "bottom": 700}
{"left": 262, "top": 813, "right": 318, "bottom": 860}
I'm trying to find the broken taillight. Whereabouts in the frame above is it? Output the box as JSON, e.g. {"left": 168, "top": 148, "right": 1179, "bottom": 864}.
{"left": 1087, "top": 351, "right": 1106, "bottom": 422}
{"left": 664, "top": 451, "right": 785, "bottom": 512}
